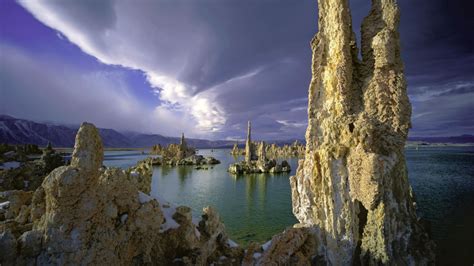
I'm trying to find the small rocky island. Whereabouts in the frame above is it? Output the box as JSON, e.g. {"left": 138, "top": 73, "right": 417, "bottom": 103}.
{"left": 150, "top": 133, "right": 220, "bottom": 166}
{"left": 228, "top": 121, "right": 290, "bottom": 174}
{"left": 230, "top": 140, "right": 305, "bottom": 158}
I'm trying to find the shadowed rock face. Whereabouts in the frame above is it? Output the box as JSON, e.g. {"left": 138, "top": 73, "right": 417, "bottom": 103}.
{"left": 290, "top": 0, "right": 435, "bottom": 264}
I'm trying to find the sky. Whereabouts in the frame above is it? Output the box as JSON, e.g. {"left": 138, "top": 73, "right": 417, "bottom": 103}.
{"left": 0, "top": 0, "right": 472, "bottom": 140}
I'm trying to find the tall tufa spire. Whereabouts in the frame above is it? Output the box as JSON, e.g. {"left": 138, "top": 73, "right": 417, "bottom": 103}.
{"left": 180, "top": 133, "right": 185, "bottom": 146}
{"left": 244, "top": 121, "right": 255, "bottom": 162}
{"left": 247, "top": 121, "right": 251, "bottom": 141}
{"left": 289, "top": 0, "right": 434, "bottom": 264}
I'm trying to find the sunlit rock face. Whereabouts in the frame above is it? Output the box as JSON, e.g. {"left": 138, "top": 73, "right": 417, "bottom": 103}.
{"left": 290, "top": 0, "right": 435, "bottom": 264}
{"left": 244, "top": 121, "right": 257, "bottom": 162}
{"left": 0, "top": 123, "right": 242, "bottom": 265}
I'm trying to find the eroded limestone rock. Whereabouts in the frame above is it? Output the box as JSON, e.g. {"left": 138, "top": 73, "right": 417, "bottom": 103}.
{"left": 127, "top": 158, "right": 153, "bottom": 194}
{"left": 70, "top": 123, "right": 104, "bottom": 173}
{"left": 290, "top": 0, "right": 435, "bottom": 264}
{"left": 150, "top": 133, "right": 196, "bottom": 160}
{"left": 228, "top": 159, "right": 290, "bottom": 175}
{"left": 230, "top": 141, "right": 305, "bottom": 159}
{"left": 245, "top": 121, "right": 257, "bottom": 162}
{"left": 0, "top": 123, "right": 240, "bottom": 265}
{"left": 229, "top": 122, "right": 291, "bottom": 174}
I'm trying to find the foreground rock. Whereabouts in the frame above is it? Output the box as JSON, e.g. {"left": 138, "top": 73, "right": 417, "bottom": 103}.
{"left": 290, "top": 0, "right": 435, "bottom": 264}
{"left": 0, "top": 123, "right": 241, "bottom": 265}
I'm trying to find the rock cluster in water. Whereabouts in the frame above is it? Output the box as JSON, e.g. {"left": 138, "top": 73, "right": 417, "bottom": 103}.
{"left": 290, "top": 0, "right": 435, "bottom": 264}
{"left": 151, "top": 133, "right": 196, "bottom": 159}
{"left": 150, "top": 133, "right": 220, "bottom": 166}
{"left": 149, "top": 154, "right": 220, "bottom": 167}
{"left": 0, "top": 123, "right": 241, "bottom": 265}
{"left": 230, "top": 140, "right": 305, "bottom": 158}
{"left": 0, "top": 142, "right": 65, "bottom": 192}
{"left": 228, "top": 121, "right": 291, "bottom": 174}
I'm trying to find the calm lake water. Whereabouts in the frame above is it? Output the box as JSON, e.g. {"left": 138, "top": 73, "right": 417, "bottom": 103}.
{"left": 103, "top": 146, "right": 474, "bottom": 263}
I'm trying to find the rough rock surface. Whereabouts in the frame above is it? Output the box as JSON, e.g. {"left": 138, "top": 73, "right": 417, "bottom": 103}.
{"left": 230, "top": 141, "right": 305, "bottom": 158}
{"left": 229, "top": 123, "right": 291, "bottom": 174}
{"left": 127, "top": 158, "right": 153, "bottom": 194}
{"left": 290, "top": 0, "right": 435, "bottom": 264}
{"left": 150, "top": 133, "right": 220, "bottom": 166}
{"left": 148, "top": 154, "right": 220, "bottom": 167}
{"left": 228, "top": 159, "right": 291, "bottom": 175}
{"left": 244, "top": 121, "right": 257, "bottom": 162}
{"left": 0, "top": 123, "right": 241, "bottom": 265}
{"left": 230, "top": 143, "right": 240, "bottom": 156}
{"left": 265, "top": 141, "right": 305, "bottom": 158}
{"left": 150, "top": 133, "right": 196, "bottom": 160}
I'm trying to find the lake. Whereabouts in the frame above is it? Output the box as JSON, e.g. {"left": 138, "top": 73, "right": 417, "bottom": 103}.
{"left": 102, "top": 146, "right": 474, "bottom": 263}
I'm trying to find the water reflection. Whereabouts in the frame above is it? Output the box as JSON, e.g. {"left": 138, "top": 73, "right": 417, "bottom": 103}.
{"left": 107, "top": 147, "right": 474, "bottom": 262}
{"left": 152, "top": 149, "right": 299, "bottom": 246}
{"left": 177, "top": 166, "right": 192, "bottom": 185}
{"left": 160, "top": 165, "right": 173, "bottom": 176}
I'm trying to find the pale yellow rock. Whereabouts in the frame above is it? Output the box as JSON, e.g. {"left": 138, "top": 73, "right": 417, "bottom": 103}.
{"left": 258, "top": 227, "right": 317, "bottom": 265}
{"left": 0, "top": 123, "right": 242, "bottom": 265}
{"left": 290, "top": 0, "right": 435, "bottom": 264}
{"left": 70, "top": 122, "right": 104, "bottom": 173}
{"left": 245, "top": 121, "right": 256, "bottom": 162}
{"left": 127, "top": 158, "right": 153, "bottom": 194}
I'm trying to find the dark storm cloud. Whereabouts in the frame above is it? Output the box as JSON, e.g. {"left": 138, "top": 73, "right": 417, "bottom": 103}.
{"left": 7, "top": 0, "right": 474, "bottom": 139}
{"left": 395, "top": 0, "right": 474, "bottom": 136}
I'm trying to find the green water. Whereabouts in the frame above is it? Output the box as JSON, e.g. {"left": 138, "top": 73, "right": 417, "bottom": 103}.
{"left": 103, "top": 146, "right": 474, "bottom": 263}
{"left": 149, "top": 149, "right": 299, "bottom": 245}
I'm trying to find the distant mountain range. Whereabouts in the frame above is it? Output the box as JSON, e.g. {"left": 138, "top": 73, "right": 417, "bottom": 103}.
{"left": 1, "top": 115, "right": 472, "bottom": 148}
{"left": 0, "top": 115, "right": 241, "bottom": 148}
{"left": 408, "top": 135, "right": 474, "bottom": 144}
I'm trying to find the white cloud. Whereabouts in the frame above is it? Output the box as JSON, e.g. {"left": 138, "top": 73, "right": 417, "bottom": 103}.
{"left": 18, "top": 0, "right": 226, "bottom": 135}
{"left": 276, "top": 120, "right": 307, "bottom": 128}
{"left": 15, "top": 0, "right": 316, "bottom": 139}
{"left": 146, "top": 73, "right": 226, "bottom": 132}
{"left": 0, "top": 44, "right": 195, "bottom": 137}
